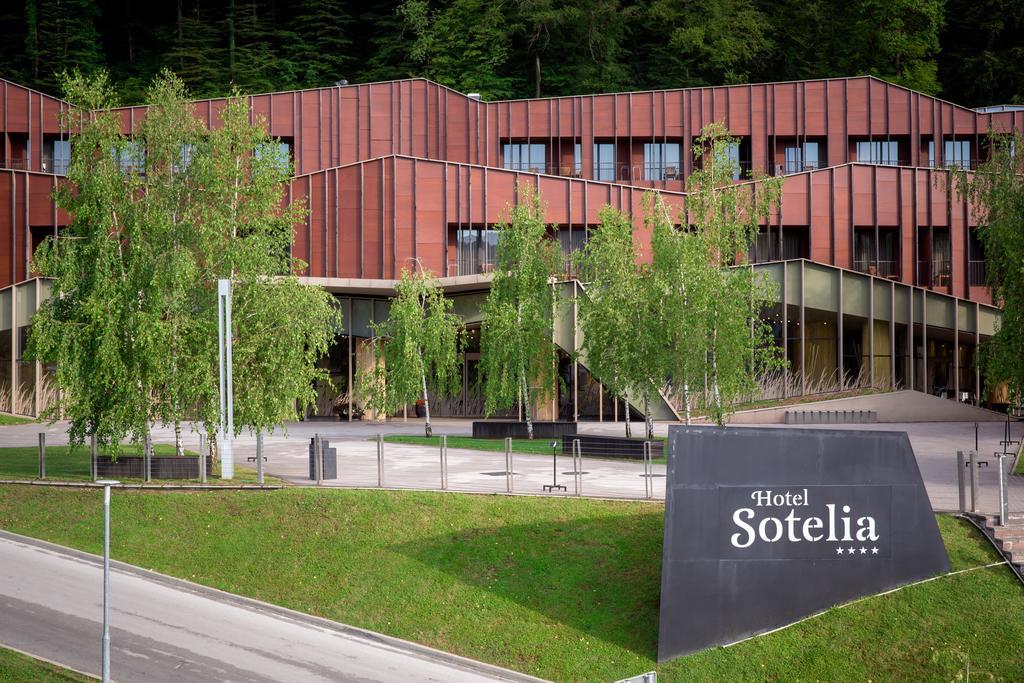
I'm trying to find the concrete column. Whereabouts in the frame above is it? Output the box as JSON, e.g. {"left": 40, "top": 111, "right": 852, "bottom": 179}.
{"left": 907, "top": 287, "right": 914, "bottom": 392}
{"left": 890, "top": 282, "right": 896, "bottom": 390}
{"left": 356, "top": 338, "right": 384, "bottom": 422}
{"left": 868, "top": 276, "right": 875, "bottom": 388}
{"left": 572, "top": 280, "right": 578, "bottom": 422}
{"left": 954, "top": 300, "right": 960, "bottom": 400}
{"left": 347, "top": 298, "right": 354, "bottom": 421}
{"left": 975, "top": 302, "right": 981, "bottom": 404}
{"left": 922, "top": 291, "right": 929, "bottom": 394}
{"left": 781, "top": 261, "right": 788, "bottom": 399}
{"left": 837, "top": 271, "right": 844, "bottom": 388}
{"left": 34, "top": 280, "right": 41, "bottom": 417}
{"left": 800, "top": 260, "right": 806, "bottom": 396}
{"left": 8, "top": 285, "right": 15, "bottom": 414}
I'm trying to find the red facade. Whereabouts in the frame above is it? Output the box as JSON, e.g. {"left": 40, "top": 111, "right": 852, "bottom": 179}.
{"left": 2, "top": 75, "right": 1022, "bottom": 304}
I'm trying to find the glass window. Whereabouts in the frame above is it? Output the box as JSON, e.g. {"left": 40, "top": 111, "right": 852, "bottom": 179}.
{"left": 502, "top": 143, "right": 546, "bottom": 172}
{"left": 51, "top": 140, "right": 70, "bottom": 175}
{"left": 725, "top": 142, "right": 742, "bottom": 180}
{"left": 928, "top": 140, "right": 935, "bottom": 167}
{"left": 784, "top": 142, "right": 820, "bottom": 174}
{"left": 116, "top": 141, "right": 146, "bottom": 174}
{"left": 174, "top": 143, "right": 195, "bottom": 174}
{"left": 593, "top": 143, "right": 615, "bottom": 181}
{"left": 255, "top": 141, "right": 291, "bottom": 172}
{"left": 944, "top": 140, "right": 971, "bottom": 170}
{"left": 573, "top": 143, "right": 582, "bottom": 176}
{"left": 644, "top": 142, "right": 681, "bottom": 180}
{"left": 456, "top": 227, "right": 499, "bottom": 275}
{"left": 856, "top": 141, "right": 899, "bottom": 166}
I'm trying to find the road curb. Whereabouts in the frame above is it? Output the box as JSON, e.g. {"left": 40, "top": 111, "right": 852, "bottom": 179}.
{"left": 0, "top": 529, "right": 548, "bottom": 683}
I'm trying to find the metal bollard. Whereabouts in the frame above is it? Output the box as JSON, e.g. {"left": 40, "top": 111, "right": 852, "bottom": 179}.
{"left": 439, "top": 435, "right": 448, "bottom": 490}
{"left": 199, "top": 433, "right": 208, "bottom": 484}
{"left": 505, "top": 437, "right": 513, "bottom": 493}
{"left": 969, "top": 449, "right": 978, "bottom": 513}
{"left": 997, "top": 452, "right": 1008, "bottom": 526}
{"left": 38, "top": 433, "right": 45, "bottom": 479}
{"left": 91, "top": 434, "right": 98, "bottom": 481}
{"left": 144, "top": 433, "right": 152, "bottom": 482}
{"left": 956, "top": 451, "right": 966, "bottom": 513}
{"left": 573, "top": 437, "right": 582, "bottom": 496}
{"left": 377, "top": 433, "right": 384, "bottom": 487}
{"left": 256, "top": 431, "right": 264, "bottom": 485}
{"left": 314, "top": 433, "right": 322, "bottom": 485}
{"left": 643, "top": 441, "right": 653, "bottom": 500}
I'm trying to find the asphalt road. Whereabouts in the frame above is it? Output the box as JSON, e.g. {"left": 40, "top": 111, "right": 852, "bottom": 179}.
{"left": 0, "top": 531, "right": 542, "bottom": 683}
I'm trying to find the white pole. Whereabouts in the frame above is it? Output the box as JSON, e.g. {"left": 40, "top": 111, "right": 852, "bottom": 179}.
{"left": 97, "top": 479, "right": 119, "bottom": 683}
{"left": 218, "top": 279, "right": 235, "bottom": 479}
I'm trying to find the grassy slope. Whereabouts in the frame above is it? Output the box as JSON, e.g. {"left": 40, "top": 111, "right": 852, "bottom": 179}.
{"left": 0, "top": 445, "right": 279, "bottom": 485}
{"left": 0, "top": 416, "right": 34, "bottom": 426}
{"left": 0, "top": 647, "right": 87, "bottom": 682}
{"left": 0, "top": 486, "right": 1020, "bottom": 682}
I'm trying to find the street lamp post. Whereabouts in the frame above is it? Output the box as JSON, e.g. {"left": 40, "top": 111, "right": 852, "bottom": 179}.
{"left": 96, "top": 479, "right": 120, "bottom": 683}
{"left": 218, "top": 279, "right": 235, "bottom": 479}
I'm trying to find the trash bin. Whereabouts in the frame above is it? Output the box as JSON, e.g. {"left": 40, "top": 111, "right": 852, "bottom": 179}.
{"left": 308, "top": 438, "right": 338, "bottom": 480}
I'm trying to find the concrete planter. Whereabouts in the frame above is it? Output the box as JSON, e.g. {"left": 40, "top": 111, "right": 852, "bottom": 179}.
{"left": 561, "top": 434, "right": 663, "bottom": 460}
{"left": 95, "top": 455, "right": 213, "bottom": 479}
{"left": 471, "top": 420, "right": 578, "bottom": 439}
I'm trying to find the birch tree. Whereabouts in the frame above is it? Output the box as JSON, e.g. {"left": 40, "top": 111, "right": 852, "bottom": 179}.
{"left": 29, "top": 70, "right": 340, "bottom": 459}
{"left": 364, "top": 266, "right": 464, "bottom": 437}
{"left": 955, "top": 131, "right": 1024, "bottom": 405}
{"left": 479, "top": 186, "right": 562, "bottom": 438}
{"left": 577, "top": 205, "right": 664, "bottom": 438}
{"left": 28, "top": 71, "right": 157, "bottom": 451}
{"left": 685, "top": 122, "right": 785, "bottom": 425}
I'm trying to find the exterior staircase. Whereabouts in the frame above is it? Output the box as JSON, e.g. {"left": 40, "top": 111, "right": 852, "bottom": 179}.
{"left": 977, "top": 514, "right": 1024, "bottom": 585}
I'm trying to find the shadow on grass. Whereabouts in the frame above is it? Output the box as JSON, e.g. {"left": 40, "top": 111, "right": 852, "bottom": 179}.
{"left": 396, "top": 509, "right": 665, "bottom": 657}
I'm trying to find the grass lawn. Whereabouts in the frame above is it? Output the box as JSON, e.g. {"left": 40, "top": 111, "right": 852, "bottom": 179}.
{"left": 0, "top": 415, "right": 34, "bottom": 426}
{"left": 0, "top": 646, "right": 88, "bottom": 682}
{"left": 0, "top": 444, "right": 280, "bottom": 485}
{"left": 382, "top": 434, "right": 668, "bottom": 464}
{"left": 1015, "top": 452, "right": 1024, "bottom": 476}
{"left": 0, "top": 486, "right": 1021, "bottom": 681}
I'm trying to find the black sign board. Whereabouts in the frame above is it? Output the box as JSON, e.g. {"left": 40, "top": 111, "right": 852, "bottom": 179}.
{"left": 658, "top": 426, "right": 949, "bottom": 662}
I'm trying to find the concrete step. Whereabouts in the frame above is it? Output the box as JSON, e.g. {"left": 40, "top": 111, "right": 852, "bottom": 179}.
{"left": 991, "top": 526, "right": 1024, "bottom": 541}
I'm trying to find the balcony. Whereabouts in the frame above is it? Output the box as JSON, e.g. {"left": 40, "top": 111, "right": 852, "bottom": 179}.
{"left": 968, "top": 260, "right": 987, "bottom": 286}
{"left": 853, "top": 259, "right": 899, "bottom": 279}
{"left": 1, "top": 158, "right": 29, "bottom": 171}
{"left": 918, "top": 259, "right": 952, "bottom": 288}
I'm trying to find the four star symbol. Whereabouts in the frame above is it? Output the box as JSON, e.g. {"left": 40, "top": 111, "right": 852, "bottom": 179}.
{"left": 834, "top": 546, "right": 882, "bottom": 556}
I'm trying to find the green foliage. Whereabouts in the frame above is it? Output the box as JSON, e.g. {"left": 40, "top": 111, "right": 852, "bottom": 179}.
{"left": 3, "top": 0, "right": 1016, "bottom": 107}
{"left": 480, "top": 186, "right": 562, "bottom": 436}
{"left": 400, "top": 0, "right": 519, "bottom": 99}
{"left": 577, "top": 205, "right": 663, "bottom": 437}
{"left": 28, "top": 70, "right": 340, "bottom": 451}
{"left": 364, "top": 267, "right": 464, "bottom": 436}
{"left": 955, "top": 132, "right": 1024, "bottom": 405}
{"left": 683, "top": 122, "right": 786, "bottom": 424}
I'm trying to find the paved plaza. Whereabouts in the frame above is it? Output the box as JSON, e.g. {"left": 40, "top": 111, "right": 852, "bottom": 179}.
{"left": 2, "top": 416, "right": 1021, "bottom": 513}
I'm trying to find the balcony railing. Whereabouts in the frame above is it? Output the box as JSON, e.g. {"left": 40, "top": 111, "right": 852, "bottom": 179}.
{"left": 968, "top": 260, "right": 987, "bottom": 286}
{"left": 853, "top": 259, "right": 899, "bottom": 279}
{"left": 1, "top": 158, "right": 29, "bottom": 171}
{"left": 925, "top": 159, "right": 978, "bottom": 171}
{"left": 918, "top": 259, "right": 952, "bottom": 287}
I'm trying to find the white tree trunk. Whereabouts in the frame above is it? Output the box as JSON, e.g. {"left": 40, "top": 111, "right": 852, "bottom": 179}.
{"left": 420, "top": 356, "right": 432, "bottom": 438}
{"left": 682, "top": 383, "right": 692, "bottom": 425}
{"left": 175, "top": 420, "right": 183, "bottom": 457}
{"left": 624, "top": 395, "right": 632, "bottom": 438}
{"left": 521, "top": 368, "right": 533, "bottom": 439}
{"left": 644, "top": 394, "right": 654, "bottom": 440}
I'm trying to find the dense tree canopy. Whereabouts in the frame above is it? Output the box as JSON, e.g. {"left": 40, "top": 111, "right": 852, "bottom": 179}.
{"left": 0, "top": 0, "right": 1020, "bottom": 106}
